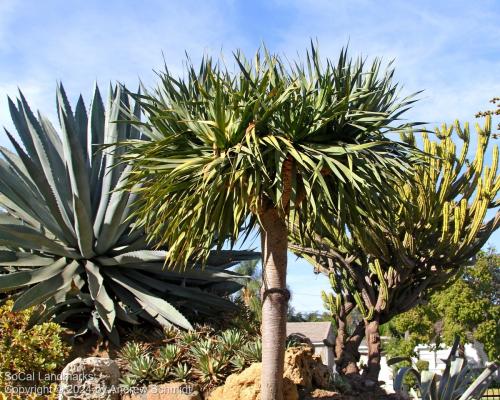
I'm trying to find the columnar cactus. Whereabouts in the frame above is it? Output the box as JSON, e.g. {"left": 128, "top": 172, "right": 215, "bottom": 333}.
{"left": 292, "top": 116, "right": 499, "bottom": 380}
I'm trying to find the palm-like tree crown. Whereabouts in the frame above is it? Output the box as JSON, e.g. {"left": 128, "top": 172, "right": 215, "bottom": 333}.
{"left": 124, "top": 45, "right": 421, "bottom": 267}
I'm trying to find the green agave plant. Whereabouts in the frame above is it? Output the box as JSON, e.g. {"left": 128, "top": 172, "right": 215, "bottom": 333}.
{"left": 0, "top": 83, "right": 258, "bottom": 340}
{"left": 390, "top": 337, "right": 499, "bottom": 400}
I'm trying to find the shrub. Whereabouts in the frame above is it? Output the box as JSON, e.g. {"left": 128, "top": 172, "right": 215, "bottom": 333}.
{"left": 0, "top": 300, "right": 69, "bottom": 394}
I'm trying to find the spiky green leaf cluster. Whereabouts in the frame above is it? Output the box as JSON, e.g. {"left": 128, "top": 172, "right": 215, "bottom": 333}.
{"left": 0, "top": 84, "right": 259, "bottom": 339}
{"left": 391, "top": 337, "right": 498, "bottom": 400}
{"left": 123, "top": 44, "right": 421, "bottom": 268}
{"left": 119, "top": 328, "right": 261, "bottom": 391}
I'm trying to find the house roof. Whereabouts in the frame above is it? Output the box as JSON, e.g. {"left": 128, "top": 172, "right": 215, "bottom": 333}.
{"left": 286, "top": 321, "right": 333, "bottom": 344}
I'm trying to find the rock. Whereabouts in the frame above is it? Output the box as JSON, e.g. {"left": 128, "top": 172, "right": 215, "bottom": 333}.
{"left": 284, "top": 345, "right": 332, "bottom": 389}
{"left": 207, "top": 363, "right": 299, "bottom": 400}
{"left": 302, "top": 388, "right": 341, "bottom": 399}
{"left": 58, "top": 357, "right": 121, "bottom": 400}
{"left": 283, "top": 345, "right": 315, "bottom": 388}
{"left": 312, "top": 362, "right": 332, "bottom": 388}
{"left": 122, "top": 382, "right": 201, "bottom": 400}
{"left": 207, "top": 345, "right": 333, "bottom": 399}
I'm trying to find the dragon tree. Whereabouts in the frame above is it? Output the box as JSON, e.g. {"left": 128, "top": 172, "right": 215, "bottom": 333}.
{"left": 292, "top": 116, "right": 499, "bottom": 383}
{"left": 121, "top": 45, "right": 421, "bottom": 399}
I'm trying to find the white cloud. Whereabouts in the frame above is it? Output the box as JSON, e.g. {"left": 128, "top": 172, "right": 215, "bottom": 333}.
{"left": 270, "top": 0, "right": 500, "bottom": 124}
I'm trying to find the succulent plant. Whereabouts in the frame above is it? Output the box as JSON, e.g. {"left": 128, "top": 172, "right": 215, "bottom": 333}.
{"left": 119, "top": 374, "right": 138, "bottom": 389}
{"left": 189, "top": 338, "right": 214, "bottom": 359}
{"left": 390, "top": 337, "right": 499, "bottom": 400}
{"left": 158, "top": 344, "right": 182, "bottom": 367}
{"left": 0, "top": 84, "right": 259, "bottom": 340}
{"left": 219, "top": 328, "right": 246, "bottom": 352}
{"left": 196, "top": 353, "right": 230, "bottom": 384}
{"left": 230, "top": 354, "right": 248, "bottom": 372}
{"left": 238, "top": 340, "right": 262, "bottom": 363}
{"left": 129, "top": 354, "right": 156, "bottom": 380}
{"left": 118, "top": 326, "right": 259, "bottom": 390}
{"left": 118, "top": 341, "right": 147, "bottom": 363}
{"left": 179, "top": 330, "right": 201, "bottom": 346}
{"left": 171, "top": 363, "right": 191, "bottom": 381}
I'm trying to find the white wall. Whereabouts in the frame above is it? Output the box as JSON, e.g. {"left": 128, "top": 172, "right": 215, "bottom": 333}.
{"left": 313, "top": 342, "right": 335, "bottom": 370}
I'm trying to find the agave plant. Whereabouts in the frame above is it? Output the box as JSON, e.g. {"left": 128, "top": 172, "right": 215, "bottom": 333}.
{"left": 178, "top": 330, "right": 201, "bottom": 346}
{"left": 196, "top": 353, "right": 230, "bottom": 384}
{"left": 239, "top": 339, "right": 262, "bottom": 363}
{"left": 219, "top": 328, "right": 246, "bottom": 352}
{"left": 390, "top": 337, "right": 499, "bottom": 400}
{"left": 0, "top": 84, "right": 258, "bottom": 340}
{"left": 119, "top": 341, "right": 148, "bottom": 363}
{"left": 158, "top": 344, "right": 182, "bottom": 367}
{"left": 171, "top": 363, "right": 191, "bottom": 381}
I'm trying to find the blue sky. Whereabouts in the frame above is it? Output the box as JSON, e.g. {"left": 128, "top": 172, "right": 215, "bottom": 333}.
{"left": 0, "top": 0, "right": 499, "bottom": 312}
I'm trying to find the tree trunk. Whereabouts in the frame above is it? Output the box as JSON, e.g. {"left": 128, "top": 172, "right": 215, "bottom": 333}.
{"left": 339, "top": 320, "right": 365, "bottom": 375}
{"left": 259, "top": 206, "right": 289, "bottom": 400}
{"left": 334, "top": 318, "right": 347, "bottom": 365}
{"left": 363, "top": 315, "right": 381, "bottom": 382}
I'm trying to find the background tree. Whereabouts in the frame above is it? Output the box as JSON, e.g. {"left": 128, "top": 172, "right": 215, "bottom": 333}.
{"left": 387, "top": 249, "right": 499, "bottom": 361}
{"left": 123, "top": 45, "right": 420, "bottom": 399}
{"left": 384, "top": 306, "right": 438, "bottom": 359}
{"left": 287, "top": 308, "right": 331, "bottom": 322}
{"left": 294, "top": 116, "right": 500, "bottom": 382}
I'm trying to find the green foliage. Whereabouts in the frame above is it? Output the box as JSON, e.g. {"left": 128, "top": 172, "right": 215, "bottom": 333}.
{"left": 388, "top": 249, "right": 499, "bottom": 361}
{"left": 119, "top": 328, "right": 262, "bottom": 391}
{"left": 430, "top": 251, "right": 499, "bottom": 360}
{"left": 171, "top": 363, "right": 191, "bottom": 382}
{"left": 292, "top": 117, "right": 499, "bottom": 380}
{"left": 384, "top": 307, "right": 438, "bottom": 359}
{"left": 122, "top": 44, "right": 421, "bottom": 269}
{"left": 119, "top": 341, "right": 148, "bottom": 362}
{"left": 0, "top": 84, "right": 259, "bottom": 340}
{"left": 233, "top": 260, "right": 262, "bottom": 323}
{"left": 390, "top": 337, "right": 499, "bottom": 400}
{"left": 238, "top": 340, "right": 262, "bottom": 364}
{"left": 0, "top": 300, "right": 69, "bottom": 393}
{"left": 288, "top": 307, "right": 331, "bottom": 322}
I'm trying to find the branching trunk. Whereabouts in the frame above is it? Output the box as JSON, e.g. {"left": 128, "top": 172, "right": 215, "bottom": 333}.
{"left": 363, "top": 314, "right": 381, "bottom": 382}
{"left": 333, "top": 299, "right": 355, "bottom": 371}
{"left": 338, "top": 320, "right": 365, "bottom": 375}
{"left": 334, "top": 318, "right": 347, "bottom": 365}
{"left": 259, "top": 206, "right": 289, "bottom": 400}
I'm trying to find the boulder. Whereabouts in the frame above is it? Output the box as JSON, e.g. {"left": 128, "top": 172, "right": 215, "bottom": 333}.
{"left": 311, "top": 355, "right": 332, "bottom": 388}
{"left": 207, "top": 363, "right": 298, "bottom": 400}
{"left": 284, "top": 345, "right": 332, "bottom": 389}
{"left": 208, "top": 345, "right": 333, "bottom": 399}
{"left": 302, "top": 388, "right": 341, "bottom": 399}
{"left": 122, "top": 382, "right": 201, "bottom": 400}
{"left": 283, "top": 345, "right": 315, "bottom": 388}
{"left": 58, "top": 357, "right": 121, "bottom": 400}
